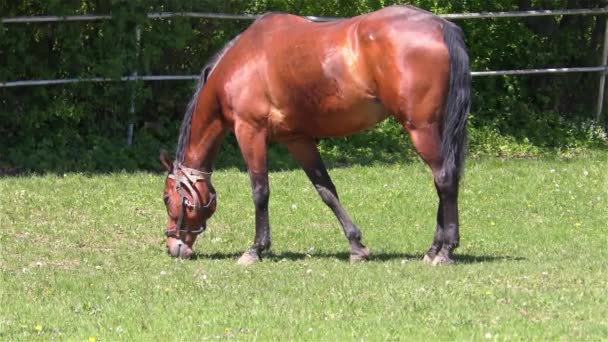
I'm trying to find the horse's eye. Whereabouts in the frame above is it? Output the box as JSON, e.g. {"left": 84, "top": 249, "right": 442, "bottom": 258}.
{"left": 163, "top": 196, "right": 170, "bottom": 205}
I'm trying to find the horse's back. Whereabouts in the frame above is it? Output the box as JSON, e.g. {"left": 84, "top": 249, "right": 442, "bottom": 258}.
{"left": 213, "top": 6, "right": 451, "bottom": 140}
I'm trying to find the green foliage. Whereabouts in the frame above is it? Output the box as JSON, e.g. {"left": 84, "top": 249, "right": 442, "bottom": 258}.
{"left": 317, "top": 118, "right": 417, "bottom": 167}
{"left": 0, "top": 0, "right": 607, "bottom": 173}
{"left": 468, "top": 110, "right": 608, "bottom": 158}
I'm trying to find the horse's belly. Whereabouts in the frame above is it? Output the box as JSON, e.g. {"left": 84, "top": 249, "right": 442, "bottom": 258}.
{"left": 307, "top": 98, "right": 388, "bottom": 137}
{"left": 268, "top": 93, "right": 389, "bottom": 140}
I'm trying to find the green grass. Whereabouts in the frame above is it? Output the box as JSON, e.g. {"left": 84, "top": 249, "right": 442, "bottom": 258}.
{"left": 1, "top": 154, "right": 607, "bottom": 340}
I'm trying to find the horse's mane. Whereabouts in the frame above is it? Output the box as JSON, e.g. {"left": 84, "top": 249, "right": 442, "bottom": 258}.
{"left": 175, "top": 35, "right": 240, "bottom": 163}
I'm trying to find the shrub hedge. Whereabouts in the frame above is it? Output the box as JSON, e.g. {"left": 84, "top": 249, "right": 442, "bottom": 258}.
{"left": 0, "top": 0, "right": 606, "bottom": 173}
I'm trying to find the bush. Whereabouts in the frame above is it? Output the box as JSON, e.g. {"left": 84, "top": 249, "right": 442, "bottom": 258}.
{"left": 0, "top": 0, "right": 606, "bottom": 173}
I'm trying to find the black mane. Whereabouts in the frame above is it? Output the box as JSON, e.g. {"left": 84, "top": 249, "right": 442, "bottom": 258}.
{"left": 175, "top": 35, "right": 240, "bottom": 162}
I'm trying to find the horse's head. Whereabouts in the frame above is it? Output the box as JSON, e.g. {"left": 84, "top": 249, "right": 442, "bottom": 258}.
{"left": 160, "top": 150, "right": 217, "bottom": 258}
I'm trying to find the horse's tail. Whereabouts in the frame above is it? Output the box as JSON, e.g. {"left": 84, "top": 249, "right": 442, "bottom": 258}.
{"left": 440, "top": 21, "right": 471, "bottom": 180}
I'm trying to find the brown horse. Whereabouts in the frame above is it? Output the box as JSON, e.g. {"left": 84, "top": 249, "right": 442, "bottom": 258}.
{"left": 160, "top": 5, "right": 471, "bottom": 265}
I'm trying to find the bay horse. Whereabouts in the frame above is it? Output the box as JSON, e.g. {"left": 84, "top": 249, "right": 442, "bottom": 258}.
{"left": 160, "top": 5, "right": 471, "bottom": 265}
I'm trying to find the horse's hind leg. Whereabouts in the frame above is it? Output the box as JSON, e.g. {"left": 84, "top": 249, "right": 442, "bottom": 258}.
{"left": 382, "top": 71, "right": 457, "bottom": 264}
{"left": 406, "top": 124, "right": 460, "bottom": 265}
{"left": 287, "top": 139, "right": 370, "bottom": 262}
{"left": 377, "top": 41, "right": 460, "bottom": 264}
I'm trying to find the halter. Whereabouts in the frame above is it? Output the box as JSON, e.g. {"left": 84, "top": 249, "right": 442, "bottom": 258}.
{"left": 165, "top": 162, "right": 215, "bottom": 239}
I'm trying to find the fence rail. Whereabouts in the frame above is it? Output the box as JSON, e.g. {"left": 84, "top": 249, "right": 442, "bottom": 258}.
{"left": 1, "top": 7, "right": 607, "bottom": 23}
{"left": 2, "top": 66, "right": 607, "bottom": 88}
{"left": 1, "top": 7, "right": 607, "bottom": 120}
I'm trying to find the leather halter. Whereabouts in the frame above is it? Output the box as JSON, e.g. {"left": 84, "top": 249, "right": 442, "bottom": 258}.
{"left": 165, "top": 162, "right": 215, "bottom": 239}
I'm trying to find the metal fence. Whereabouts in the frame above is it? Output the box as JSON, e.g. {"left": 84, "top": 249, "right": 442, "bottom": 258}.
{"left": 1, "top": 7, "right": 608, "bottom": 121}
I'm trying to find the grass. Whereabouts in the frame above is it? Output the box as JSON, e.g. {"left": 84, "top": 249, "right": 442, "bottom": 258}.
{"left": 1, "top": 154, "right": 607, "bottom": 340}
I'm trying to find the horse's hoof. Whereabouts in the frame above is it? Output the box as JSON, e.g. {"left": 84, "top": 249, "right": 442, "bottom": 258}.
{"left": 237, "top": 251, "right": 260, "bottom": 266}
{"left": 431, "top": 254, "right": 454, "bottom": 266}
{"left": 422, "top": 254, "right": 435, "bottom": 264}
{"left": 350, "top": 247, "right": 370, "bottom": 263}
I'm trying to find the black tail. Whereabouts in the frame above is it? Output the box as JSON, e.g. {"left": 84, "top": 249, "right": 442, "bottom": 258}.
{"left": 440, "top": 21, "right": 471, "bottom": 180}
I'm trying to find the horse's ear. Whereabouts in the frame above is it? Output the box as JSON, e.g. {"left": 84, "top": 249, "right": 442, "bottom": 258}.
{"left": 159, "top": 149, "right": 173, "bottom": 172}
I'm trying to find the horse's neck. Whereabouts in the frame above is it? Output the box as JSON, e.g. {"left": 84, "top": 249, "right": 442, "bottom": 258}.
{"left": 182, "top": 99, "right": 224, "bottom": 172}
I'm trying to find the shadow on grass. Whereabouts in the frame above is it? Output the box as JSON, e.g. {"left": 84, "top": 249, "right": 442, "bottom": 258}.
{"left": 193, "top": 251, "right": 526, "bottom": 264}
{"left": 456, "top": 254, "right": 526, "bottom": 264}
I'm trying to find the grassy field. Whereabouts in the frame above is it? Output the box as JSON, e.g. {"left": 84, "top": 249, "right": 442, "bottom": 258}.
{"left": 1, "top": 154, "right": 607, "bottom": 340}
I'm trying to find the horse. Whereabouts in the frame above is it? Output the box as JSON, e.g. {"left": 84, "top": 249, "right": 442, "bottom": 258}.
{"left": 160, "top": 4, "right": 471, "bottom": 265}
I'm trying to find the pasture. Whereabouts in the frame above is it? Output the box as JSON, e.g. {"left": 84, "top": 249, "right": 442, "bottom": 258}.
{"left": 0, "top": 154, "right": 606, "bottom": 340}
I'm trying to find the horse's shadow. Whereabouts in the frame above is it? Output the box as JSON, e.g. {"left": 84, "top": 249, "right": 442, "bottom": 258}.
{"left": 192, "top": 251, "right": 525, "bottom": 264}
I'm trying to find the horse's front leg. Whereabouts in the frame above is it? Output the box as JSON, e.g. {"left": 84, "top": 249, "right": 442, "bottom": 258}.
{"left": 235, "top": 123, "right": 270, "bottom": 265}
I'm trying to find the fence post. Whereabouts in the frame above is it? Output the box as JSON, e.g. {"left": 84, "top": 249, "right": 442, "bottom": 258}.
{"left": 596, "top": 16, "right": 608, "bottom": 123}
{"left": 127, "top": 25, "right": 141, "bottom": 146}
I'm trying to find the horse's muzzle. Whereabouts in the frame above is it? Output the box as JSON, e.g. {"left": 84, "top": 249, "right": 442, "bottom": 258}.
{"left": 166, "top": 238, "right": 194, "bottom": 259}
